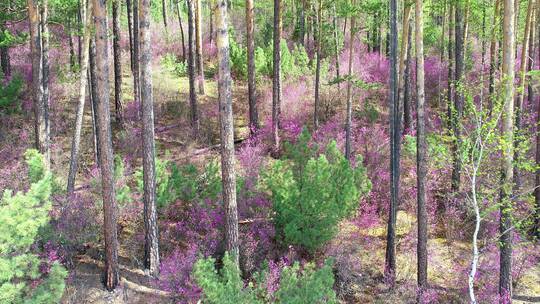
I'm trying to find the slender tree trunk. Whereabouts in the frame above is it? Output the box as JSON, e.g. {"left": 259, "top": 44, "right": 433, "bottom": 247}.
{"left": 139, "top": 0, "right": 160, "bottom": 277}
{"left": 209, "top": 0, "right": 214, "bottom": 43}
{"left": 447, "top": 4, "right": 455, "bottom": 128}
{"left": 162, "top": 0, "right": 168, "bottom": 31}
{"left": 0, "top": 47, "right": 10, "bottom": 77}
{"left": 313, "top": 0, "right": 322, "bottom": 129}
{"left": 176, "top": 0, "right": 187, "bottom": 62}
{"left": 451, "top": 0, "right": 464, "bottom": 192}
{"left": 398, "top": 5, "right": 412, "bottom": 133}
{"left": 513, "top": 0, "right": 535, "bottom": 190}
{"left": 112, "top": 0, "right": 123, "bottom": 126}
{"left": 69, "top": 20, "right": 76, "bottom": 71}
{"left": 385, "top": 0, "right": 399, "bottom": 285}
{"left": 195, "top": 0, "right": 205, "bottom": 94}
{"left": 127, "top": 0, "right": 134, "bottom": 72}
{"left": 245, "top": 0, "right": 258, "bottom": 132}
{"left": 332, "top": 3, "right": 340, "bottom": 89}
{"left": 28, "top": 0, "right": 50, "bottom": 170}
{"left": 535, "top": 5, "right": 540, "bottom": 239}
{"left": 92, "top": 0, "right": 119, "bottom": 291}
{"left": 187, "top": 0, "right": 199, "bottom": 135}
{"left": 499, "top": 0, "right": 515, "bottom": 300}
{"left": 403, "top": 25, "right": 413, "bottom": 133}
{"left": 298, "top": 0, "right": 306, "bottom": 45}
{"left": 344, "top": 4, "right": 355, "bottom": 161}
{"left": 133, "top": 0, "right": 141, "bottom": 118}
{"left": 488, "top": 0, "right": 501, "bottom": 116}
{"left": 89, "top": 39, "right": 101, "bottom": 166}
{"left": 41, "top": 0, "right": 51, "bottom": 169}
{"left": 272, "top": 0, "right": 282, "bottom": 152}
{"left": 415, "top": 0, "right": 428, "bottom": 298}
{"left": 215, "top": 0, "right": 239, "bottom": 264}
{"left": 67, "top": 0, "right": 92, "bottom": 194}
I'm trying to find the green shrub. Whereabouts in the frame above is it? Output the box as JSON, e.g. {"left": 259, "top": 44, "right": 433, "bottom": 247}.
{"left": 261, "top": 129, "right": 371, "bottom": 253}
{"left": 229, "top": 36, "right": 247, "bottom": 79}
{"left": 114, "top": 155, "right": 132, "bottom": 205}
{"left": 161, "top": 53, "right": 187, "bottom": 77}
{"left": 24, "top": 149, "right": 45, "bottom": 184}
{"left": 135, "top": 158, "right": 222, "bottom": 208}
{"left": 0, "top": 73, "right": 24, "bottom": 114}
{"left": 0, "top": 150, "right": 67, "bottom": 304}
{"left": 193, "top": 253, "right": 260, "bottom": 304}
{"left": 193, "top": 253, "right": 336, "bottom": 304}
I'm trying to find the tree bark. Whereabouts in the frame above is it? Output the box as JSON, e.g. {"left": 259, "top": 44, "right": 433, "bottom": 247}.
{"left": 112, "top": 0, "right": 123, "bottom": 126}
{"left": 332, "top": 2, "right": 340, "bottom": 89}
{"left": 195, "top": 0, "right": 205, "bottom": 94}
{"left": 162, "top": 0, "right": 168, "bottom": 31}
{"left": 398, "top": 5, "right": 412, "bottom": 132}
{"left": 532, "top": 2, "right": 540, "bottom": 239}
{"left": 447, "top": 4, "right": 455, "bottom": 128}
{"left": 139, "top": 0, "right": 160, "bottom": 277}
{"left": 298, "top": 0, "right": 306, "bottom": 45}
{"left": 133, "top": 0, "right": 141, "bottom": 118}
{"left": 215, "top": 0, "right": 239, "bottom": 264}
{"left": 385, "top": 0, "right": 400, "bottom": 286}
{"left": 0, "top": 47, "right": 10, "bottom": 77}
{"left": 28, "top": 0, "right": 50, "bottom": 170}
{"left": 176, "top": 0, "right": 187, "bottom": 62}
{"left": 127, "top": 0, "right": 134, "bottom": 72}
{"left": 92, "top": 0, "right": 119, "bottom": 291}
{"left": 67, "top": 0, "right": 92, "bottom": 195}
{"left": 272, "top": 0, "right": 282, "bottom": 152}
{"left": 245, "top": 0, "right": 258, "bottom": 132}
{"left": 499, "top": 0, "right": 515, "bottom": 300}
{"left": 451, "top": 0, "right": 464, "bottom": 192}
{"left": 344, "top": 4, "right": 355, "bottom": 161}
{"left": 403, "top": 24, "right": 413, "bottom": 133}
{"left": 415, "top": 0, "right": 428, "bottom": 297}
{"left": 488, "top": 0, "right": 501, "bottom": 116}
{"left": 187, "top": 0, "right": 199, "bottom": 135}
{"left": 313, "top": 0, "right": 322, "bottom": 129}
{"left": 89, "top": 39, "right": 101, "bottom": 166}
{"left": 513, "top": 0, "right": 535, "bottom": 191}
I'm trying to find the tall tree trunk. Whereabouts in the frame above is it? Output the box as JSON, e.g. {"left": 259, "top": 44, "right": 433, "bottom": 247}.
{"left": 215, "top": 0, "right": 239, "bottom": 264}
{"left": 403, "top": 24, "right": 413, "bottom": 133}
{"left": 488, "top": 0, "right": 501, "bottom": 116}
{"left": 67, "top": 0, "right": 92, "bottom": 194}
{"left": 313, "top": 0, "right": 322, "bottom": 129}
{"left": 344, "top": 3, "right": 355, "bottom": 161}
{"left": 513, "top": 0, "right": 535, "bottom": 190}
{"left": 298, "top": 0, "right": 306, "bottom": 45}
{"left": 92, "top": 0, "right": 119, "bottom": 290}
{"left": 28, "top": 0, "right": 50, "bottom": 170}
{"left": 398, "top": 5, "right": 412, "bottom": 133}
{"left": 187, "top": 0, "right": 199, "bottom": 135}
{"left": 0, "top": 47, "right": 11, "bottom": 77}
{"left": 272, "top": 0, "right": 282, "bottom": 152}
{"left": 385, "top": 0, "right": 399, "bottom": 285}
{"left": 127, "top": 0, "right": 134, "bottom": 72}
{"left": 133, "top": 0, "right": 141, "bottom": 118}
{"left": 447, "top": 4, "right": 455, "bottom": 128}
{"left": 535, "top": 3, "right": 540, "bottom": 239}
{"left": 195, "top": 0, "right": 205, "bottom": 94}
{"left": 69, "top": 20, "right": 76, "bottom": 71}
{"left": 162, "top": 0, "right": 168, "bottom": 31}
{"left": 332, "top": 2, "right": 340, "bottom": 89}
{"left": 112, "top": 0, "right": 123, "bottom": 126}
{"left": 89, "top": 39, "right": 101, "bottom": 166}
{"left": 176, "top": 0, "right": 187, "bottom": 62}
{"left": 245, "top": 0, "right": 258, "bottom": 132}
{"left": 209, "top": 0, "right": 214, "bottom": 43}
{"left": 41, "top": 0, "right": 51, "bottom": 168}
{"left": 415, "top": 0, "right": 428, "bottom": 297}
{"left": 451, "top": 0, "right": 464, "bottom": 192}
{"left": 139, "top": 0, "right": 160, "bottom": 277}
{"left": 499, "top": 0, "right": 515, "bottom": 300}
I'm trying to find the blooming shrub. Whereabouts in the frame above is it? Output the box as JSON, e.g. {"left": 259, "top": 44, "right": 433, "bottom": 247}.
{"left": 261, "top": 129, "right": 371, "bottom": 253}
{"left": 0, "top": 150, "right": 67, "bottom": 303}
{"left": 193, "top": 253, "right": 336, "bottom": 304}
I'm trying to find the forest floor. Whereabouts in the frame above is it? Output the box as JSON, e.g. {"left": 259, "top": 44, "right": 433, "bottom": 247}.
{"left": 55, "top": 60, "right": 540, "bottom": 303}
